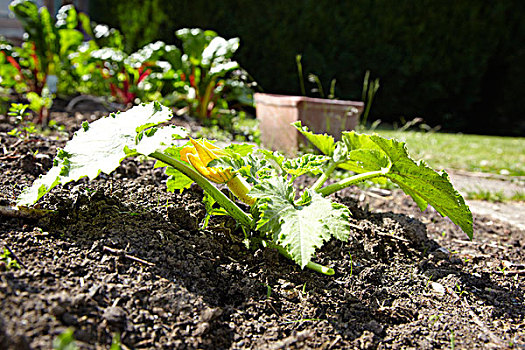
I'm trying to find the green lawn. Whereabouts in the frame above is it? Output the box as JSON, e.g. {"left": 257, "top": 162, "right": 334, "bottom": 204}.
{"left": 368, "top": 129, "right": 525, "bottom": 176}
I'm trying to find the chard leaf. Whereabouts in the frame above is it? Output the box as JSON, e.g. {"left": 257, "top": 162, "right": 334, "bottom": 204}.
{"left": 251, "top": 177, "right": 350, "bottom": 268}
{"left": 293, "top": 121, "right": 335, "bottom": 156}
{"left": 17, "top": 103, "right": 181, "bottom": 206}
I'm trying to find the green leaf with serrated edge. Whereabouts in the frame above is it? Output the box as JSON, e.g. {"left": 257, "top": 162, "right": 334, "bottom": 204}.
{"left": 251, "top": 177, "right": 351, "bottom": 268}
{"left": 338, "top": 131, "right": 391, "bottom": 173}
{"left": 293, "top": 121, "right": 335, "bottom": 156}
{"left": 250, "top": 177, "right": 296, "bottom": 233}
{"left": 17, "top": 103, "right": 179, "bottom": 206}
{"left": 342, "top": 130, "right": 384, "bottom": 152}
{"left": 166, "top": 167, "right": 194, "bottom": 193}
{"left": 207, "top": 142, "right": 256, "bottom": 173}
{"left": 224, "top": 143, "right": 255, "bottom": 157}
{"left": 209, "top": 152, "right": 273, "bottom": 184}
{"left": 282, "top": 154, "right": 330, "bottom": 177}
{"left": 258, "top": 149, "right": 286, "bottom": 171}
{"left": 323, "top": 202, "right": 352, "bottom": 241}
{"left": 369, "top": 134, "right": 473, "bottom": 239}
{"left": 338, "top": 149, "right": 391, "bottom": 173}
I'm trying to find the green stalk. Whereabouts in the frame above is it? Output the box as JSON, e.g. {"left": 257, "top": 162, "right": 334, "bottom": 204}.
{"left": 268, "top": 241, "right": 335, "bottom": 275}
{"left": 226, "top": 175, "right": 255, "bottom": 205}
{"left": 199, "top": 79, "right": 216, "bottom": 119}
{"left": 150, "top": 151, "right": 253, "bottom": 228}
{"left": 318, "top": 169, "right": 388, "bottom": 197}
{"left": 296, "top": 54, "right": 306, "bottom": 96}
{"left": 310, "top": 161, "right": 339, "bottom": 192}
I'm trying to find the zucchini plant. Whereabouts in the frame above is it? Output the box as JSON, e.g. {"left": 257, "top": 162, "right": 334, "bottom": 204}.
{"left": 17, "top": 102, "right": 472, "bottom": 275}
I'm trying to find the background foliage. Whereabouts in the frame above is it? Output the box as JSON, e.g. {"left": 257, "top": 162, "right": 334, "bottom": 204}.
{"left": 93, "top": 0, "right": 521, "bottom": 135}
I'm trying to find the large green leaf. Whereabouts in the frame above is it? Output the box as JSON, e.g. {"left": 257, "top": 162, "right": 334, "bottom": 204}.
{"left": 251, "top": 177, "right": 351, "bottom": 268}
{"left": 202, "top": 36, "right": 239, "bottom": 66}
{"left": 58, "top": 29, "right": 84, "bottom": 56}
{"left": 337, "top": 131, "right": 472, "bottom": 238}
{"left": 175, "top": 28, "right": 217, "bottom": 65}
{"left": 17, "top": 102, "right": 185, "bottom": 206}
{"left": 132, "top": 125, "right": 187, "bottom": 156}
{"left": 370, "top": 135, "right": 473, "bottom": 239}
{"left": 338, "top": 131, "right": 391, "bottom": 173}
{"left": 223, "top": 143, "right": 256, "bottom": 157}
{"left": 293, "top": 121, "right": 335, "bottom": 156}
{"left": 250, "top": 177, "right": 295, "bottom": 233}
{"left": 338, "top": 149, "right": 391, "bottom": 174}
{"left": 55, "top": 5, "right": 78, "bottom": 30}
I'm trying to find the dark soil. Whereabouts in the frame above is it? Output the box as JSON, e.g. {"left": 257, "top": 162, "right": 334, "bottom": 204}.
{"left": 0, "top": 107, "right": 523, "bottom": 349}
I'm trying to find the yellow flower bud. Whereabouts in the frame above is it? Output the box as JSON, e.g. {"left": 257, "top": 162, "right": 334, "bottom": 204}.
{"left": 180, "top": 139, "right": 234, "bottom": 184}
{"left": 180, "top": 139, "right": 255, "bottom": 205}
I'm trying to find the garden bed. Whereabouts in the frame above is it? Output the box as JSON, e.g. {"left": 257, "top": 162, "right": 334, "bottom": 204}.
{"left": 0, "top": 110, "right": 523, "bottom": 349}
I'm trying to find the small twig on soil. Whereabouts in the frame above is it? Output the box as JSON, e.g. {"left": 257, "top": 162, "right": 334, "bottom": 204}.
{"left": 265, "top": 300, "right": 281, "bottom": 316}
{"left": 452, "top": 238, "right": 482, "bottom": 245}
{"left": 0, "top": 154, "right": 19, "bottom": 160}
{"left": 271, "top": 329, "right": 313, "bottom": 349}
{"left": 0, "top": 206, "right": 55, "bottom": 220}
{"left": 102, "top": 246, "right": 155, "bottom": 267}
{"left": 347, "top": 222, "right": 362, "bottom": 230}
{"left": 494, "top": 270, "right": 525, "bottom": 276}
{"left": 11, "top": 139, "right": 23, "bottom": 148}
{"left": 4, "top": 244, "right": 26, "bottom": 269}
{"left": 375, "top": 231, "right": 410, "bottom": 242}
{"left": 452, "top": 239, "right": 510, "bottom": 251}
{"left": 462, "top": 298, "right": 506, "bottom": 347}
{"left": 363, "top": 191, "right": 391, "bottom": 200}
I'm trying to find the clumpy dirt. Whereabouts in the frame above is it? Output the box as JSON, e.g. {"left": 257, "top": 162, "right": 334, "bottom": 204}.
{"left": 0, "top": 108, "right": 524, "bottom": 349}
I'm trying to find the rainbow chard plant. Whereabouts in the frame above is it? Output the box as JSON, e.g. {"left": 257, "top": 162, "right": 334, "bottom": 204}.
{"left": 17, "top": 102, "right": 472, "bottom": 275}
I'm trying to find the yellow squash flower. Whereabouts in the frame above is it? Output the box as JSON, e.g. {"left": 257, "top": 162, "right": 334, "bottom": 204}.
{"left": 181, "top": 139, "right": 234, "bottom": 184}
{"left": 180, "top": 139, "right": 255, "bottom": 205}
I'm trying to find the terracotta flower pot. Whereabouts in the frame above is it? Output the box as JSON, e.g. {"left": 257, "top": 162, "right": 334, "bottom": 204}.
{"left": 254, "top": 93, "right": 364, "bottom": 155}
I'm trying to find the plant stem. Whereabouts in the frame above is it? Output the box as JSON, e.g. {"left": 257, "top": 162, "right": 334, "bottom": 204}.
{"left": 310, "top": 161, "right": 339, "bottom": 192}
{"left": 150, "top": 151, "right": 253, "bottom": 228}
{"left": 268, "top": 241, "right": 335, "bottom": 275}
{"left": 199, "top": 79, "right": 216, "bottom": 119}
{"left": 318, "top": 169, "right": 388, "bottom": 197}
{"left": 0, "top": 205, "right": 55, "bottom": 219}
{"left": 226, "top": 175, "right": 255, "bottom": 205}
{"left": 296, "top": 54, "right": 306, "bottom": 96}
